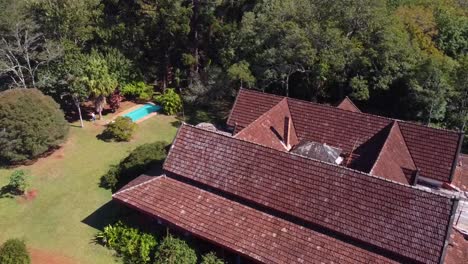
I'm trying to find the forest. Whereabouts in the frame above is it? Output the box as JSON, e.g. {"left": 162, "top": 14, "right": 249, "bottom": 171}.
{"left": 0, "top": 0, "right": 467, "bottom": 146}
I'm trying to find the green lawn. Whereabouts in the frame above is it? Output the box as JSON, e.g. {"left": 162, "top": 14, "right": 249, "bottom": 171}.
{"left": 0, "top": 114, "right": 178, "bottom": 263}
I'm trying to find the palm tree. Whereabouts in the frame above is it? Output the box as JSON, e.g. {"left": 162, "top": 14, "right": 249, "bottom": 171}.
{"left": 82, "top": 54, "right": 118, "bottom": 119}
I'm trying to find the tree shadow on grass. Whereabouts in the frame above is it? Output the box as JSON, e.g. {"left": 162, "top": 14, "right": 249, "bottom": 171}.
{"left": 0, "top": 185, "right": 14, "bottom": 198}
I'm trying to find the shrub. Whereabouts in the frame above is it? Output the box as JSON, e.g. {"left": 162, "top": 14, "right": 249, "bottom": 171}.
{"left": 154, "top": 235, "right": 197, "bottom": 264}
{"left": 122, "top": 82, "right": 153, "bottom": 100}
{"left": 108, "top": 89, "right": 124, "bottom": 112}
{"left": 0, "top": 89, "right": 69, "bottom": 165}
{"left": 101, "top": 117, "right": 137, "bottom": 142}
{"left": 154, "top": 89, "right": 182, "bottom": 115}
{"left": 201, "top": 252, "right": 224, "bottom": 264}
{"left": 8, "top": 170, "right": 29, "bottom": 195}
{"left": 96, "top": 221, "right": 157, "bottom": 264}
{"left": 0, "top": 239, "right": 31, "bottom": 264}
{"left": 101, "top": 142, "right": 168, "bottom": 191}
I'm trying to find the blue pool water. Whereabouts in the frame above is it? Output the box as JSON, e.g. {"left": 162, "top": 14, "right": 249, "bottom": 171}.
{"left": 123, "top": 104, "right": 161, "bottom": 122}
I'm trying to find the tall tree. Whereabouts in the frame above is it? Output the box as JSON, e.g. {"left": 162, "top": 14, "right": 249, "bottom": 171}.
{"left": 81, "top": 52, "right": 117, "bottom": 119}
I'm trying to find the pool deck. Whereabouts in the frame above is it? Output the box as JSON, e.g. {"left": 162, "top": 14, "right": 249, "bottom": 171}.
{"left": 116, "top": 102, "right": 159, "bottom": 124}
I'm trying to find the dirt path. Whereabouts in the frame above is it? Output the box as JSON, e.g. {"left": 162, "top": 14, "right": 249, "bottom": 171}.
{"left": 29, "top": 248, "right": 77, "bottom": 264}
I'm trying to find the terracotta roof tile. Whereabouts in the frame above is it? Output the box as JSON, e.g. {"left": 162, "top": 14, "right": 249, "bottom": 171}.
{"left": 227, "top": 89, "right": 461, "bottom": 183}
{"left": 114, "top": 176, "right": 397, "bottom": 264}
{"left": 235, "top": 98, "right": 299, "bottom": 151}
{"left": 370, "top": 122, "right": 417, "bottom": 184}
{"left": 163, "top": 124, "right": 458, "bottom": 264}
{"left": 337, "top": 97, "right": 361, "bottom": 113}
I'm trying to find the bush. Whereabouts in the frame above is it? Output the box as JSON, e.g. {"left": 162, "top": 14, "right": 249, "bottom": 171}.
{"left": 154, "top": 235, "right": 197, "bottom": 264}
{"left": 101, "top": 117, "right": 137, "bottom": 142}
{"left": 201, "top": 252, "right": 224, "bottom": 264}
{"left": 0, "top": 89, "right": 69, "bottom": 165}
{"left": 101, "top": 142, "right": 168, "bottom": 191}
{"left": 8, "top": 170, "right": 29, "bottom": 195}
{"left": 0, "top": 239, "right": 31, "bottom": 264}
{"left": 96, "top": 222, "right": 157, "bottom": 264}
{"left": 122, "top": 82, "right": 154, "bottom": 100}
{"left": 154, "top": 89, "right": 182, "bottom": 115}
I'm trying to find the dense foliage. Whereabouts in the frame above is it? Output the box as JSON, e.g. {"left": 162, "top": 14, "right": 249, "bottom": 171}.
{"left": 0, "top": 239, "right": 31, "bottom": 264}
{"left": 154, "top": 235, "right": 197, "bottom": 264}
{"left": 0, "top": 0, "right": 466, "bottom": 147}
{"left": 7, "top": 170, "right": 29, "bottom": 195}
{"left": 96, "top": 221, "right": 157, "bottom": 264}
{"left": 101, "top": 141, "right": 167, "bottom": 191}
{"left": 201, "top": 252, "right": 224, "bottom": 264}
{"left": 0, "top": 89, "right": 68, "bottom": 164}
{"left": 122, "top": 82, "right": 154, "bottom": 101}
{"left": 100, "top": 117, "right": 137, "bottom": 142}
{"left": 155, "top": 89, "right": 183, "bottom": 115}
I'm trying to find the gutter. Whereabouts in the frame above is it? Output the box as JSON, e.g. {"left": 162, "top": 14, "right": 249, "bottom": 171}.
{"left": 439, "top": 198, "right": 459, "bottom": 264}
{"left": 449, "top": 132, "right": 464, "bottom": 182}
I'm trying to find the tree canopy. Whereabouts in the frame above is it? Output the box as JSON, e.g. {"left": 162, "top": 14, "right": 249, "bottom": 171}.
{"left": 0, "top": 0, "right": 466, "bottom": 147}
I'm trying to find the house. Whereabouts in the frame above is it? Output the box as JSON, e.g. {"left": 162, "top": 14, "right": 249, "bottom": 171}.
{"left": 113, "top": 89, "right": 466, "bottom": 264}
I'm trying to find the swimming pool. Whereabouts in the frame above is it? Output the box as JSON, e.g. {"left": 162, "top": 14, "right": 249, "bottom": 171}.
{"left": 123, "top": 104, "right": 161, "bottom": 122}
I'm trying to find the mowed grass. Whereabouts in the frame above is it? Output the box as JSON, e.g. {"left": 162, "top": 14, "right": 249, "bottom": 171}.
{"left": 0, "top": 114, "right": 178, "bottom": 263}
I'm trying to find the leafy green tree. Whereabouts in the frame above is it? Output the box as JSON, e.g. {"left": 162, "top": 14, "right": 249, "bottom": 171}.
{"left": 435, "top": 8, "right": 468, "bottom": 58}
{"left": 409, "top": 58, "right": 453, "bottom": 124}
{"left": 122, "top": 82, "right": 154, "bottom": 101}
{"left": 201, "top": 252, "right": 224, "bottom": 264}
{"left": 81, "top": 51, "right": 118, "bottom": 119}
{"left": 154, "top": 235, "right": 197, "bottom": 264}
{"left": 0, "top": 88, "right": 68, "bottom": 164}
{"left": 155, "top": 89, "right": 183, "bottom": 115}
{"left": 0, "top": 239, "right": 30, "bottom": 264}
{"left": 7, "top": 170, "right": 29, "bottom": 195}
{"left": 227, "top": 61, "right": 255, "bottom": 88}
{"left": 100, "top": 117, "right": 136, "bottom": 142}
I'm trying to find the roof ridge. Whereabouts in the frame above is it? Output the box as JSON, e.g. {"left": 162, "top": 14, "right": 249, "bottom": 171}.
{"left": 369, "top": 122, "right": 397, "bottom": 175}
{"left": 241, "top": 88, "right": 460, "bottom": 134}
{"left": 180, "top": 124, "right": 457, "bottom": 199}
{"left": 394, "top": 121, "right": 417, "bottom": 169}
{"left": 112, "top": 175, "right": 162, "bottom": 196}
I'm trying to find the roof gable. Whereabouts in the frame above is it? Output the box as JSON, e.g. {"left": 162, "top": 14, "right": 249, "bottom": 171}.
{"left": 234, "top": 98, "right": 299, "bottom": 151}
{"left": 370, "top": 122, "right": 417, "bottom": 184}
{"left": 164, "top": 124, "right": 457, "bottom": 264}
{"left": 227, "top": 89, "right": 460, "bottom": 182}
{"left": 337, "top": 97, "right": 362, "bottom": 112}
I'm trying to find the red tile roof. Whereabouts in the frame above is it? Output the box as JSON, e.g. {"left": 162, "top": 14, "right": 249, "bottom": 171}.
{"left": 370, "top": 122, "right": 417, "bottom": 184}
{"left": 114, "top": 176, "right": 398, "bottom": 264}
{"left": 235, "top": 98, "right": 299, "bottom": 151}
{"left": 337, "top": 97, "right": 362, "bottom": 113}
{"left": 163, "top": 124, "right": 458, "bottom": 264}
{"left": 227, "top": 89, "right": 461, "bottom": 183}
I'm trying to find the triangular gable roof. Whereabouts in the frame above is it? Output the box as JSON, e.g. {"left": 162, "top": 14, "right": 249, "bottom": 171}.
{"left": 370, "top": 121, "right": 417, "bottom": 184}
{"left": 163, "top": 124, "right": 458, "bottom": 264}
{"left": 227, "top": 89, "right": 461, "bottom": 183}
{"left": 337, "top": 96, "right": 361, "bottom": 112}
{"left": 234, "top": 98, "right": 299, "bottom": 151}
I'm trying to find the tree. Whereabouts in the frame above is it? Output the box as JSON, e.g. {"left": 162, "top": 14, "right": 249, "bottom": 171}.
{"left": 7, "top": 170, "right": 29, "bottom": 195}
{"left": 100, "top": 116, "right": 136, "bottom": 142}
{"left": 201, "top": 252, "right": 224, "bottom": 264}
{"left": 0, "top": 239, "right": 30, "bottom": 264}
{"left": 155, "top": 88, "right": 183, "bottom": 115}
{"left": 154, "top": 235, "right": 197, "bottom": 264}
{"left": 0, "top": 0, "right": 61, "bottom": 89}
{"left": 227, "top": 61, "right": 255, "bottom": 88}
{"left": 81, "top": 51, "right": 118, "bottom": 119}
{"left": 408, "top": 58, "right": 453, "bottom": 124}
{"left": 0, "top": 88, "right": 68, "bottom": 164}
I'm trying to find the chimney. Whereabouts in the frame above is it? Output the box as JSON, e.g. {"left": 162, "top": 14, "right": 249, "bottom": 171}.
{"left": 284, "top": 116, "right": 291, "bottom": 147}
